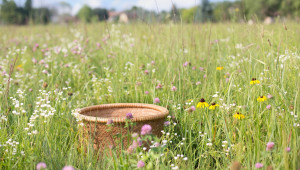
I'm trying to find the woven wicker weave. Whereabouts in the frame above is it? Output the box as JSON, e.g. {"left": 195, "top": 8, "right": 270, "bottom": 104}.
{"left": 78, "top": 103, "right": 169, "bottom": 151}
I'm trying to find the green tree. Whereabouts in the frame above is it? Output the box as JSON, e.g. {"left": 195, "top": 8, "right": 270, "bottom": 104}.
{"left": 77, "top": 5, "right": 93, "bottom": 23}
{"left": 0, "top": 0, "right": 18, "bottom": 24}
{"left": 201, "top": 0, "right": 213, "bottom": 22}
{"left": 92, "top": 8, "right": 108, "bottom": 21}
{"left": 32, "top": 8, "right": 51, "bottom": 24}
{"left": 181, "top": 7, "right": 198, "bottom": 23}
{"left": 170, "top": 5, "right": 180, "bottom": 23}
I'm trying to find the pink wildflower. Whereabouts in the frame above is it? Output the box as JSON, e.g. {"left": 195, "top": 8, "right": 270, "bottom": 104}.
{"left": 266, "top": 142, "right": 275, "bottom": 151}
{"left": 62, "top": 166, "right": 75, "bottom": 170}
{"left": 36, "top": 162, "right": 47, "bottom": 170}
{"left": 255, "top": 163, "right": 263, "bottom": 168}
{"left": 154, "top": 98, "right": 160, "bottom": 103}
{"left": 141, "top": 124, "right": 152, "bottom": 135}
{"left": 137, "top": 160, "right": 145, "bottom": 168}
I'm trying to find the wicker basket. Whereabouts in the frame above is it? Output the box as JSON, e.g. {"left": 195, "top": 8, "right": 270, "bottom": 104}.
{"left": 77, "top": 103, "right": 169, "bottom": 151}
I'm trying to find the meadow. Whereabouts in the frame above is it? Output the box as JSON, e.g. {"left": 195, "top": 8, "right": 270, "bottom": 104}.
{"left": 0, "top": 22, "right": 299, "bottom": 169}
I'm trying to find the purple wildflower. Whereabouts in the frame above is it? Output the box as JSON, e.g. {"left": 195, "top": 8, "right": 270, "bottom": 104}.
{"left": 141, "top": 124, "right": 152, "bottom": 135}
{"left": 266, "top": 105, "right": 271, "bottom": 109}
{"left": 145, "top": 91, "right": 149, "bottom": 95}
{"left": 196, "top": 81, "right": 201, "bottom": 85}
{"left": 106, "top": 119, "right": 113, "bottom": 125}
{"left": 286, "top": 147, "right": 291, "bottom": 152}
{"left": 171, "top": 86, "right": 177, "bottom": 91}
{"left": 183, "top": 61, "right": 190, "bottom": 67}
{"left": 164, "top": 121, "right": 170, "bottom": 126}
{"left": 126, "top": 113, "right": 133, "bottom": 120}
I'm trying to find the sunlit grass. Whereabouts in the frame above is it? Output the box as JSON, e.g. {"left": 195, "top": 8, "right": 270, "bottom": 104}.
{"left": 0, "top": 22, "right": 299, "bottom": 169}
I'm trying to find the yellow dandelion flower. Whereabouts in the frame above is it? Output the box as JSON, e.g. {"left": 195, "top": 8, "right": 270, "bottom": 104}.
{"left": 233, "top": 112, "right": 245, "bottom": 119}
{"left": 250, "top": 78, "right": 260, "bottom": 85}
{"left": 197, "top": 98, "right": 209, "bottom": 108}
{"left": 209, "top": 103, "right": 219, "bottom": 110}
{"left": 257, "top": 96, "right": 267, "bottom": 102}
{"left": 216, "top": 66, "right": 224, "bottom": 70}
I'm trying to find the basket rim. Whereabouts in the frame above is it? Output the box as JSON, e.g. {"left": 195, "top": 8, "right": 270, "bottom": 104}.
{"left": 77, "top": 103, "right": 169, "bottom": 123}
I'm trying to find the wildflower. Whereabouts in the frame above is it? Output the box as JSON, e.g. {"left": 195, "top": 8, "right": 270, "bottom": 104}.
{"left": 183, "top": 61, "right": 190, "bottom": 67}
{"left": 267, "top": 94, "right": 273, "bottom": 99}
{"left": 145, "top": 91, "right": 149, "bottom": 95}
{"left": 190, "top": 106, "right": 196, "bottom": 111}
{"left": 137, "top": 160, "right": 145, "bottom": 168}
{"left": 206, "top": 143, "right": 212, "bottom": 146}
{"left": 164, "top": 121, "right": 170, "bottom": 126}
{"left": 266, "top": 142, "right": 274, "bottom": 151}
{"left": 36, "top": 162, "right": 47, "bottom": 170}
{"left": 32, "top": 58, "right": 38, "bottom": 64}
{"left": 151, "top": 61, "right": 155, "bottom": 65}
{"left": 199, "top": 67, "right": 204, "bottom": 71}
{"left": 141, "top": 124, "right": 152, "bottom": 135}
{"left": 126, "top": 113, "right": 133, "bottom": 120}
{"left": 257, "top": 96, "right": 267, "bottom": 102}
{"left": 156, "top": 83, "right": 163, "bottom": 89}
{"left": 196, "top": 81, "right": 201, "bottom": 85}
{"left": 144, "top": 70, "right": 149, "bottom": 75}
{"left": 250, "top": 78, "right": 260, "bottom": 85}
{"left": 216, "top": 66, "right": 224, "bottom": 70}
{"left": 255, "top": 163, "right": 263, "bottom": 168}
{"left": 62, "top": 166, "right": 75, "bottom": 170}
{"left": 266, "top": 105, "right": 271, "bottom": 109}
{"left": 171, "top": 86, "right": 177, "bottom": 91}
{"left": 132, "top": 137, "right": 142, "bottom": 147}
{"left": 154, "top": 98, "right": 160, "bottom": 103}
{"left": 106, "top": 119, "right": 113, "bottom": 125}
{"left": 192, "top": 66, "right": 196, "bottom": 70}
{"left": 203, "top": 74, "right": 207, "bottom": 78}
{"left": 286, "top": 147, "right": 291, "bottom": 152}
{"left": 196, "top": 98, "right": 209, "bottom": 108}
{"left": 233, "top": 112, "right": 245, "bottom": 119}
{"left": 226, "top": 78, "right": 230, "bottom": 83}
{"left": 209, "top": 103, "right": 219, "bottom": 110}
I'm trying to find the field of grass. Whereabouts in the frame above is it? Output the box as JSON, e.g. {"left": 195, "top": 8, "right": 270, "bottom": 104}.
{"left": 0, "top": 22, "right": 299, "bottom": 169}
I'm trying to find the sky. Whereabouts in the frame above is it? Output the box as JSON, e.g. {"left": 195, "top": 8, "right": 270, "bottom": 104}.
{"left": 12, "top": 0, "right": 234, "bottom": 15}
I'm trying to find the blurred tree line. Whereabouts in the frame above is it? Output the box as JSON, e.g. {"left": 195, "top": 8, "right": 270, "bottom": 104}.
{"left": 0, "top": 0, "right": 299, "bottom": 25}
{"left": 0, "top": 0, "right": 51, "bottom": 24}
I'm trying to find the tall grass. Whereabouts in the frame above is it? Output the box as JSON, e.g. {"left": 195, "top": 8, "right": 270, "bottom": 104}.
{"left": 0, "top": 22, "right": 299, "bottom": 169}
